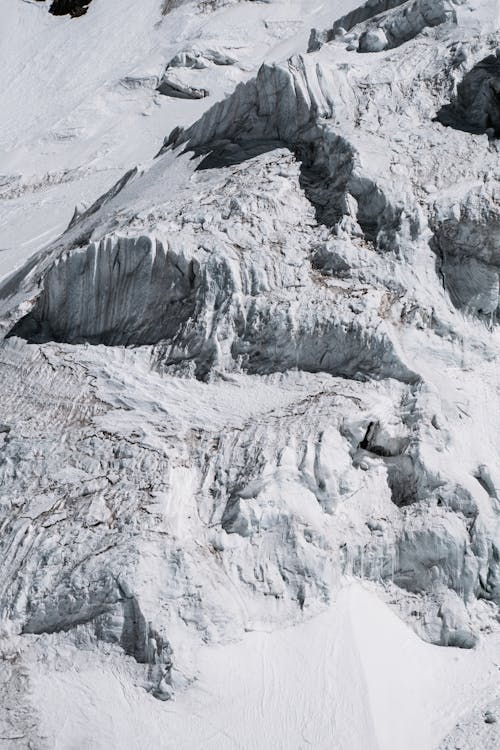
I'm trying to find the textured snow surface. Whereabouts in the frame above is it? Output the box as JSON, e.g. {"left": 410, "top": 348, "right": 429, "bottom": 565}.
{"left": 2, "top": 0, "right": 500, "bottom": 748}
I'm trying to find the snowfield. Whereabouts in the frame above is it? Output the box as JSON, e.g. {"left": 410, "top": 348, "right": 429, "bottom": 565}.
{"left": 27, "top": 583, "right": 500, "bottom": 750}
{"left": 1, "top": 0, "right": 500, "bottom": 748}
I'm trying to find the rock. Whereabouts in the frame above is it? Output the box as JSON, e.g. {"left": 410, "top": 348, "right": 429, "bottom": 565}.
{"left": 49, "top": 0, "right": 93, "bottom": 17}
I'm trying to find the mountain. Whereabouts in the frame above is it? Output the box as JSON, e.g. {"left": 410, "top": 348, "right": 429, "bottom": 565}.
{"left": 1, "top": 1, "right": 500, "bottom": 748}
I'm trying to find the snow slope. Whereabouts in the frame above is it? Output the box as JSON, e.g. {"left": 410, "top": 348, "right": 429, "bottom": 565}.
{"left": 27, "top": 584, "right": 500, "bottom": 750}
{"left": 2, "top": 1, "right": 500, "bottom": 749}
{"left": 0, "top": 0, "right": 360, "bottom": 276}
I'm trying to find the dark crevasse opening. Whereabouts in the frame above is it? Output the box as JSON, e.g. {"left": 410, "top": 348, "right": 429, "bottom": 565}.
{"left": 49, "top": 0, "right": 93, "bottom": 18}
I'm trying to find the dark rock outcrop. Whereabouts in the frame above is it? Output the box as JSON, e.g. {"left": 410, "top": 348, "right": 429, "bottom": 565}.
{"left": 49, "top": 0, "right": 93, "bottom": 18}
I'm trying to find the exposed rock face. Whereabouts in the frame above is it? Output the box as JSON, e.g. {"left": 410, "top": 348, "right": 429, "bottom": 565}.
{"left": 49, "top": 0, "right": 93, "bottom": 17}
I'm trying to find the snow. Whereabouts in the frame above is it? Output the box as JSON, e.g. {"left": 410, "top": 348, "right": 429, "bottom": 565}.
{"left": 2, "top": 0, "right": 500, "bottom": 748}
{"left": 30, "top": 583, "right": 500, "bottom": 750}
{"left": 0, "top": 0, "right": 361, "bottom": 278}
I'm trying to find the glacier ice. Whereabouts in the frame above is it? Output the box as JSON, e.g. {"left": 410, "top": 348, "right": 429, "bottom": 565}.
{"left": 2, "top": 0, "right": 500, "bottom": 748}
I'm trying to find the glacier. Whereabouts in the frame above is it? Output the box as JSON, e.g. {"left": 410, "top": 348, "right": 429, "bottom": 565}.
{"left": 1, "top": 0, "right": 500, "bottom": 748}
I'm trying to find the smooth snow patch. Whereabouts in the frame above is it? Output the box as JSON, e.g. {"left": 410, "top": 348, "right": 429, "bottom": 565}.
{"left": 32, "top": 583, "right": 499, "bottom": 750}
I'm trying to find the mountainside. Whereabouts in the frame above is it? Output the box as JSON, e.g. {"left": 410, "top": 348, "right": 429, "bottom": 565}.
{"left": 1, "top": 1, "right": 500, "bottom": 748}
